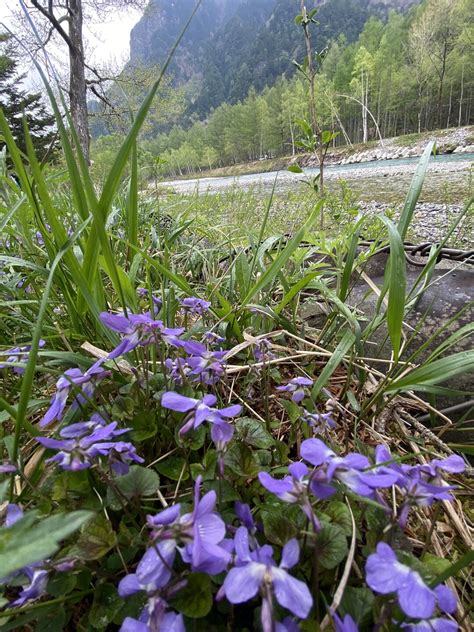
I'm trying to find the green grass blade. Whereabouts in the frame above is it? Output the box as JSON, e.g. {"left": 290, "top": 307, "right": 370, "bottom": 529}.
{"left": 246, "top": 173, "right": 278, "bottom": 294}
{"left": 275, "top": 271, "right": 320, "bottom": 314}
{"left": 339, "top": 215, "right": 366, "bottom": 301}
{"left": 429, "top": 549, "right": 474, "bottom": 588}
{"left": 386, "top": 350, "right": 474, "bottom": 393}
{"left": 80, "top": 1, "right": 202, "bottom": 312}
{"left": 380, "top": 216, "right": 406, "bottom": 362}
{"left": 398, "top": 141, "right": 434, "bottom": 240}
{"left": 311, "top": 330, "right": 356, "bottom": 399}
{"left": 127, "top": 141, "right": 139, "bottom": 263}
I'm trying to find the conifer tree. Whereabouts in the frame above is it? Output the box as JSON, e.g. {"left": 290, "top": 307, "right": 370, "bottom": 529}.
{"left": 0, "top": 34, "right": 57, "bottom": 161}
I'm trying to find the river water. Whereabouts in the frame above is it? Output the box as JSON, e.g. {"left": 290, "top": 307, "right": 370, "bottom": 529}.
{"left": 161, "top": 152, "right": 474, "bottom": 197}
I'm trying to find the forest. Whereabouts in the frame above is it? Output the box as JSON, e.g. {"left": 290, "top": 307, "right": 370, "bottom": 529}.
{"left": 90, "top": 0, "right": 473, "bottom": 177}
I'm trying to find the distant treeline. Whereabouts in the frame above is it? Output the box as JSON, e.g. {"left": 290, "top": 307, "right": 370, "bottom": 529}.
{"left": 93, "top": 0, "right": 473, "bottom": 177}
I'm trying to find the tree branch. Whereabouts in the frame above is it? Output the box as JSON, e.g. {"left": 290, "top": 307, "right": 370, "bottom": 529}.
{"left": 27, "top": 0, "right": 77, "bottom": 53}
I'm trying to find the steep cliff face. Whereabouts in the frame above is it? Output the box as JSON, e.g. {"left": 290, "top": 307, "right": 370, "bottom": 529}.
{"left": 129, "top": 0, "right": 246, "bottom": 81}
{"left": 129, "top": 0, "right": 420, "bottom": 112}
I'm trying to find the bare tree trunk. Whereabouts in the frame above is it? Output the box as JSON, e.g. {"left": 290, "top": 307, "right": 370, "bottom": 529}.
{"left": 362, "top": 70, "right": 368, "bottom": 143}
{"left": 458, "top": 64, "right": 464, "bottom": 127}
{"left": 28, "top": 0, "right": 90, "bottom": 162}
{"left": 289, "top": 116, "right": 295, "bottom": 156}
{"left": 446, "top": 83, "right": 453, "bottom": 128}
{"left": 68, "top": 0, "right": 89, "bottom": 162}
{"left": 437, "top": 42, "right": 448, "bottom": 128}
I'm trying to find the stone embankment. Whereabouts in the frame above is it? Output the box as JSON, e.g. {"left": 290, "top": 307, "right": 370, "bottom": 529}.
{"left": 301, "top": 126, "right": 474, "bottom": 168}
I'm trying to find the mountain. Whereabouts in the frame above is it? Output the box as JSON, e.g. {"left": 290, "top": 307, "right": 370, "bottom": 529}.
{"left": 129, "top": 0, "right": 421, "bottom": 115}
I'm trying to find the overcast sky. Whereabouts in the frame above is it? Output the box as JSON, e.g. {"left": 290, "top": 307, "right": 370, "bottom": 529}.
{"left": 0, "top": 1, "right": 142, "bottom": 85}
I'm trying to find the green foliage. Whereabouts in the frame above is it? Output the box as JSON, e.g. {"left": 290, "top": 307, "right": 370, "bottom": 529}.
{"left": 106, "top": 466, "right": 160, "bottom": 510}
{"left": 314, "top": 522, "right": 348, "bottom": 569}
{"left": 170, "top": 573, "right": 213, "bottom": 618}
{"left": 0, "top": 34, "right": 57, "bottom": 161}
{"left": 0, "top": 511, "right": 92, "bottom": 578}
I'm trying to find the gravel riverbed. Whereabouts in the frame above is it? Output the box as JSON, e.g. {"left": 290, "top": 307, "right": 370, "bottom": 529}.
{"left": 357, "top": 201, "right": 472, "bottom": 249}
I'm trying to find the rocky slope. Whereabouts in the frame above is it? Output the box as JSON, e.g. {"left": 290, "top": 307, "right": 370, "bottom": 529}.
{"left": 129, "top": 0, "right": 421, "bottom": 115}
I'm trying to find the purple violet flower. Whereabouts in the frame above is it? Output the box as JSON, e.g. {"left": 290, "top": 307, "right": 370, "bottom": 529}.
{"left": 258, "top": 462, "right": 320, "bottom": 530}
{"left": 276, "top": 377, "right": 313, "bottom": 403}
{"left": 365, "top": 543, "right": 457, "bottom": 619}
{"left": 2, "top": 503, "right": 23, "bottom": 528}
{"left": 119, "top": 600, "right": 185, "bottom": 632}
{"left": 36, "top": 418, "right": 142, "bottom": 473}
{"left": 180, "top": 296, "right": 211, "bottom": 315}
{"left": 182, "top": 340, "right": 227, "bottom": 385}
{"left": 8, "top": 568, "right": 49, "bottom": 607}
{"left": 202, "top": 331, "right": 225, "bottom": 348}
{"left": 40, "top": 360, "right": 110, "bottom": 427}
{"left": 219, "top": 527, "right": 312, "bottom": 631}
{"left": 254, "top": 338, "right": 275, "bottom": 363}
{"left": 384, "top": 449, "right": 466, "bottom": 528}
{"left": 137, "top": 288, "right": 162, "bottom": 308}
{"left": 118, "top": 557, "right": 185, "bottom": 632}
{"left": 301, "top": 439, "right": 398, "bottom": 500}
{"left": 301, "top": 410, "right": 336, "bottom": 434}
{"left": 100, "top": 312, "right": 184, "bottom": 359}
{"left": 161, "top": 392, "right": 241, "bottom": 440}
{"left": 333, "top": 613, "right": 359, "bottom": 632}
{"left": 164, "top": 357, "right": 192, "bottom": 385}
{"left": 234, "top": 502, "right": 256, "bottom": 533}
{"left": 275, "top": 618, "right": 300, "bottom": 632}
{"left": 142, "top": 476, "right": 231, "bottom": 577}
{"left": 0, "top": 339, "right": 46, "bottom": 374}
{"left": 0, "top": 463, "right": 17, "bottom": 474}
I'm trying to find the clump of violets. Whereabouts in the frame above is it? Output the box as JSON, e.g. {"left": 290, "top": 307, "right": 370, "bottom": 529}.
{"left": 40, "top": 359, "right": 110, "bottom": 427}
{"left": 218, "top": 527, "right": 312, "bottom": 632}
{"left": 100, "top": 311, "right": 184, "bottom": 359}
{"left": 0, "top": 339, "right": 46, "bottom": 374}
{"left": 182, "top": 340, "right": 227, "bottom": 385}
{"left": 366, "top": 543, "right": 458, "bottom": 626}
{"left": 276, "top": 377, "right": 313, "bottom": 403}
{"left": 36, "top": 413, "right": 142, "bottom": 473}
{"left": 118, "top": 476, "right": 230, "bottom": 630}
{"left": 369, "top": 446, "right": 465, "bottom": 526}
